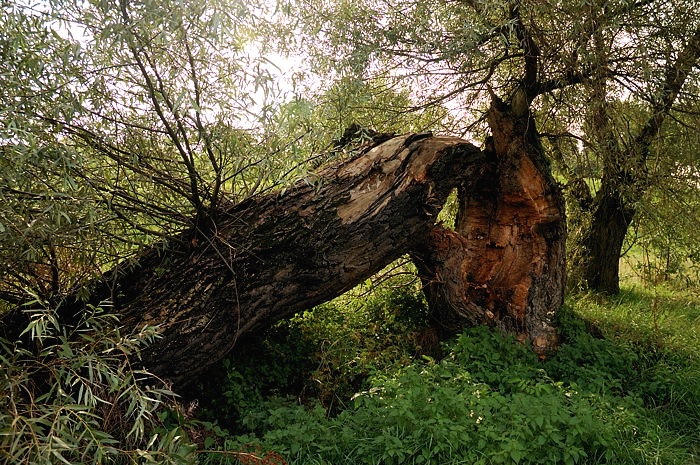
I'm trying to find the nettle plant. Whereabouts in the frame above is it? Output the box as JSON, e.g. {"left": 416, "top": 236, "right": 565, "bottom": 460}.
{"left": 0, "top": 300, "right": 194, "bottom": 465}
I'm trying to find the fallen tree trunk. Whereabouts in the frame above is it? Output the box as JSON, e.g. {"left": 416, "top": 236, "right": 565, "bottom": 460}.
{"left": 2, "top": 130, "right": 567, "bottom": 388}
{"left": 2, "top": 134, "right": 483, "bottom": 387}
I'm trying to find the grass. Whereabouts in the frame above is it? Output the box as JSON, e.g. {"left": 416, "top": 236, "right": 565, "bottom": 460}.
{"left": 564, "top": 285, "right": 700, "bottom": 464}
{"left": 193, "top": 280, "right": 700, "bottom": 465}
{"left": 568, "top": 285, "right": 700, "bottom": 356}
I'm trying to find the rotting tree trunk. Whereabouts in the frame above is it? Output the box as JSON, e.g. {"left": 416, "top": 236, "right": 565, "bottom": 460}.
{"left": 3, "top": 134, "right": 486, "bottom": 388}
{"left": 411, "top": 99, "right": 566, "bottom": 356}
{"left": 3, "top": 129, "right": 568, "bottom": 387}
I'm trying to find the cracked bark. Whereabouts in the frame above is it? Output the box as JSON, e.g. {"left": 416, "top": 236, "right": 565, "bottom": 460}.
{"left": 3, "top": 129, "right": 566, "bottom": 387}
{"left": 411, "top": 101, "right": 566, "bottom": 356}
{"left": 3, "top": 134, "right": 486, "bottom": 387}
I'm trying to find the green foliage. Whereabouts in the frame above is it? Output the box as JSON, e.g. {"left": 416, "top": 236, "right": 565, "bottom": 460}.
{"left": 567, "top": 286, "right": 700, "bottom": 356}
{"left": 0, "top": 0, "right": 307, "bottom": 310}
{"left": 631, "top": 173, "right": 700, "bottom": 287}
{"left": 287, "top": 281, "right": 428, "bottom": 405}
{"left": 196, "top": 277, "right": 430, "bottom": 433}
{"left": 203, "top": 329, "right": 606, "bottom": 465}
{"left": 0, "top": 302, "right": 195, "bottom": 464}
{"left": 196, "top": 323, "right": 320, "bottom": 434}
{"left": 197, "top": 284, "right": 700, "bottom": 465}
{"left": 3, "top": 1, "right": 700, "bottom": 464}
{"left": 572, "top": 288, "right": 700, "bottom": 435}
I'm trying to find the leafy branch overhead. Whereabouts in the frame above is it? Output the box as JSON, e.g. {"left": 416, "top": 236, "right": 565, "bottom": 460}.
{"left": 1, "top": 1, "right": 699, "bottom": 463}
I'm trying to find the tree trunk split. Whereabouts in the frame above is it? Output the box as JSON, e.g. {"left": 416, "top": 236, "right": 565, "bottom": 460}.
{"left": 2, "top": 131, "right": 566, "bottom": 388}
{"left": 412, "top": 101, "right": 566, "bottom": 356}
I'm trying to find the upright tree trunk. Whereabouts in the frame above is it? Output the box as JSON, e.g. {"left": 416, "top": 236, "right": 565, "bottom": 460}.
{"left": 578, "top": 180, "right": 635, "bottom": 294}
{"left": 411, "top": 98, "right": 566, "bottom": 356}
{"left": 407, "top": 3, "right": 568, "bottom": 354}
{"left": 571, "top": 27, "right": 700, "bottom": 294}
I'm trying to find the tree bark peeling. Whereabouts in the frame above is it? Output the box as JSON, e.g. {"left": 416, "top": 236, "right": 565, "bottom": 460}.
{"left": 91, "top": 135, "right": 484, "bottom": 387}
{"left": 412, "top": 101, "right": 566, "bottom": 356}
{"left": 2, "top": 130, "right": 567, "bottom": 388}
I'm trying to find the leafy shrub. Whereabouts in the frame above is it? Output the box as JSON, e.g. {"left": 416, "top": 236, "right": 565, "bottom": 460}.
{"left": 199, "top": 280, "right": 430, "bottom": 431}
{"left": 209, "top": 328, "right": 632, "bottom": 465}
{"left": 196, "top": 321, "right": 321, "bottom": 434}
{"left": 200, "top": 287, "right": 700, "bottom": 465}
{"left": 0, "top": 301, "right": 195, "bottom": 464}
{"left": 287, "top": 283, "right": 429, "bottom": 405}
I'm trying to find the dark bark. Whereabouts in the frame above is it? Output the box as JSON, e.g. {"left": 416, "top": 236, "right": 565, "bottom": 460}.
{"left": 580, "top": 184, "right": 635, "bottom": 294}
{"left": 3, "top": 134, "right": 487, "bottom": 387}
{"left": 573, "top": 27, "right": 700, "bottom": 294}
{"left": 2, "top": 128, "right": 570, "bottom": 386}
{"left": 412, "top": 98, "right": 566, "bottom": 356}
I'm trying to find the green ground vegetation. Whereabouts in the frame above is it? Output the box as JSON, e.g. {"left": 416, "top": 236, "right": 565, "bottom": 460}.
{"left": 187, "top": 277, "right": 700, "bottom": 465}
{"left": 4, "top": 275, "right": 697, "bottom": 464}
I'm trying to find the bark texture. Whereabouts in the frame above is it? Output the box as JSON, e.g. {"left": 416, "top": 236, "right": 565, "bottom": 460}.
{"left": 2, "top": 134, "right": 484, "bottom": 387}
{"left": 412, "top": 100, "right": 566, "bottom": 356}
{"left": 579, "top": 183, "right": 635, "bottom": 294}
{"left": 3, "top": 130, "right": 568, "bottom": 387}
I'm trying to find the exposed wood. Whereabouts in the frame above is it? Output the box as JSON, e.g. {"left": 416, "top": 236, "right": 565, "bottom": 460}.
{"left": 3, "top": 134, "right": 485, "bottom": 388}
{"left": 412, "top": 99, "right": 566, "bottom": 356}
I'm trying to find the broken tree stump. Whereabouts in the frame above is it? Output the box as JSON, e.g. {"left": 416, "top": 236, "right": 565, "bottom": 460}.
{"left": 412, "top": 100, "right": 566, "bottom": 356}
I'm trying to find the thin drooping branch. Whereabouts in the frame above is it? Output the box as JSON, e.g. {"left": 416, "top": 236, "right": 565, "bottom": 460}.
{"left": 2, "top": 134, "right": 487, "bottom": 388}
{"left": 182, "top": 32, "right": 223, "bottom": 210}
{"left": 637, "top": 27, "right": 700, "bottom": 149}
{"left": 509, "top": 2, "right": 540, "bottom": 95}
{"left": 118, "top": 0, "right": 204, "bottom": 217}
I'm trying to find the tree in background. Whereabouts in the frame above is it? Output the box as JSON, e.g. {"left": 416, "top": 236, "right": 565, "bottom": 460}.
{"left": 281, "top": 0, "right": 588, "bottom": 349}
{"left": 284, "top": 0, "right": 700, "bottom": 294}
{"left": 631, "top": 105, "right": 700, "bottom": 285}
{"left": 570, "top": 5, "right": 700, "bottom": 293}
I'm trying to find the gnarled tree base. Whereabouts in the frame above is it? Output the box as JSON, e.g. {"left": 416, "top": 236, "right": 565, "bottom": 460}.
{"left": 412, "top": 100, "right": 566, "bottom": 356}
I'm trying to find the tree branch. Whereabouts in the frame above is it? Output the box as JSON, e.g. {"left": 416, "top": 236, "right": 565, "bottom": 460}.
{"left": 118, "top": 0, "right": 204, "bottom": 217}
{"left": 637, "top": 27, "right": 700, "bottom": 148}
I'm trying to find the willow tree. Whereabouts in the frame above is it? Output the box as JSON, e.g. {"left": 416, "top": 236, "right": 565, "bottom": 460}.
{"left": 1, "top": 0, "right": 305, "bottom": 302}
{"left": 1, "top": 0, "right": 568, "bottom": 393}
{"left": 569, "top": 6, "right": 700, "bottom": 293}
{"left": 1, "top": 0, "right": 306, "bottom": 375}
{"left": 283, "top": 0, "right": 639, "bottom": 345}
{"left": 286, "top": 0, "right": 700, "bottom": 295}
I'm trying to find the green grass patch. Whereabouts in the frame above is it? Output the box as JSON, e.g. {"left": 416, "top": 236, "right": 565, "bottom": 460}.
{"left": 568, "top": 285, "right": 700, "bottom": 356}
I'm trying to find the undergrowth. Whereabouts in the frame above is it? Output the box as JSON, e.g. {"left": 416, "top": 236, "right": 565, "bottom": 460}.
{"left": 193, "top": 283, "right": 431, "bottom": 432}
{"left": 0, "top": 303, "right": 195, "bottom": 464}
{"left": 193, "top": 283, "right": 700, "bottom": 465}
